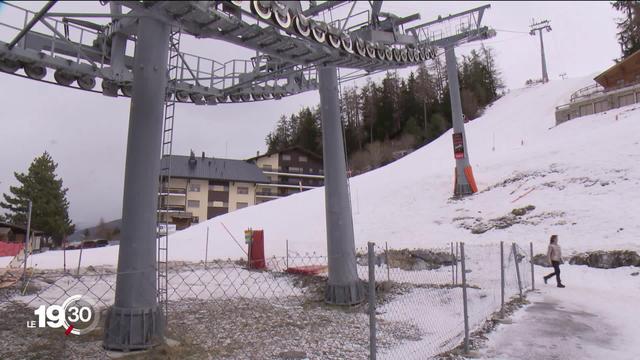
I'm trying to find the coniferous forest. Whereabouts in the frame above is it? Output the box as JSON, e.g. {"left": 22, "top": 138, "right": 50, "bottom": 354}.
{"left": 266, "top": 45, "right": 504, "bottom": 174}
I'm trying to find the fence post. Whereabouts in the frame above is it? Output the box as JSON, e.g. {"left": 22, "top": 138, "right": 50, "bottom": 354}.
{"left": 530, "top": 242, "right": 535, "bottom": 291}
{"left": 455, "top": 242, "right": 459, "bottom": 285}
{"left": 451, "top": 242, "right": 455, "bottom": 285}
{"left": 22, "top": 200, "right": 32, "bottom": 285}
{"left": 500, "top": 241, "right": 505, "bottom": 318}
{"left": 368, "top": 242, "right": 377, "bottom": 360}
{"left": 77, "top": 240, "right": 84, "bottom": 276}
{"left": 286, "top": 239, "right": 289, "bottom": 269}
{"left": 460, "top": 242, "right": 469, "bottom": 354}
{"left": 512, "top": 243, "right": 523, "bottom": 298}
{"left": 205, "top": 226, "right": 209, "bottom": 268}
{"left": 385, "top": 241, "right": 390, "bottom": 282}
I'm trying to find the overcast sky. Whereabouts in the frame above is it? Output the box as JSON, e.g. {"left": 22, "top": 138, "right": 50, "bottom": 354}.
{"left": 0, "top": 1, "right": 622, "bottom": 228}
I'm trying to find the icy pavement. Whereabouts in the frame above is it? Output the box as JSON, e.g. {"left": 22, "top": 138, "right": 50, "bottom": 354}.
{"left": 477, "top": 265, "right": 640, "bottom": 360}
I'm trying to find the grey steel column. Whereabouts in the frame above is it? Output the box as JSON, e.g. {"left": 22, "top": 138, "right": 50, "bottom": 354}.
{"left": 539, "top": 30, "right": 548, "bottom": 83}
{"left": 513, "top": 243, "right": 523, "bottom": 298}
{"left": 530, "top": 242, "right": 535, "bottom": 291}
{"left": 445, "top": 46, "right": 475, "bottom": 196}
{"left": 22, "top": 200, "right": 32, "bottom": 285}
{"left": 368, "top": 242, "right": 377, "bottom": 360}
{"left": 104, "top": 15, "right": 170, "bottom": 351}
{"left": 460, "top": 242, "right": 469, "bottom": 354}
{"left": 318, "top": 66, "right": 364, "bottom": 305}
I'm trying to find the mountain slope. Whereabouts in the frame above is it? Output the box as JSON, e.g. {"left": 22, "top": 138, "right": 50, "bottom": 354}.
{"left": 21, "top": 77, "right": 640, "bottom": 268}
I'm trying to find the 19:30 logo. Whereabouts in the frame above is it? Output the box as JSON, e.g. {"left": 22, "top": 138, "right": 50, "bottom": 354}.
{"left": 30, "top": 295, "right": 100, "bottom": 336}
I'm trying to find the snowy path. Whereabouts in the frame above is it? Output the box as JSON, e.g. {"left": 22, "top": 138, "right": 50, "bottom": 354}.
{"left": 477, "top": 265, "right": 640, "bottom": 360}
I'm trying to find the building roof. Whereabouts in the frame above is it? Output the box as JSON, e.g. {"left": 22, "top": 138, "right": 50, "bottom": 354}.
{"left": 0, "top": 221, "right": 43, "bottom": 235}
{"left": 594, "top": 49, "right": 640, "bottom": 88}
{"left": 246, "top": 145, "right": 323, "bottom": 162}
{"left": 168, "top": 154, "right": 268, "bottom": 183}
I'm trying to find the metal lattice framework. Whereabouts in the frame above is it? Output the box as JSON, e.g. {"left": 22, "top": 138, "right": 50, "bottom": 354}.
{"left": 0, "top": 1, "right": 493, "bottom": 103}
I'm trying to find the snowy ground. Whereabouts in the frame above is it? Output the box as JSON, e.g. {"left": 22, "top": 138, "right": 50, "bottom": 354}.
{"left": 477, "top": 265, "right": 640, "bottom": 360}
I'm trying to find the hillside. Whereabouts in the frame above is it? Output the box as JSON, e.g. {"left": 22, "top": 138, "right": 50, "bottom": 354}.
{"left": 16, "top": 76, "right": 640, "bottom": 269}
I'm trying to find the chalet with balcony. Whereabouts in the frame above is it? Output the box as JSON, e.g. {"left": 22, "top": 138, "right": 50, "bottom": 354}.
{"left": 555, "top": 50, "right": 640, "bottom": 124}
{"left": 247, "top": 146, "right": 324, "bottom": 204}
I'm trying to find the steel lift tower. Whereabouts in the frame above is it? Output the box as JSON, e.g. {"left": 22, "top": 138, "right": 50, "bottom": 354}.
{"left": 530, "top": 19, "right": 552, "bottom": 83}
{"left": 407, "top": 5, "right": 494, "bottom": 196}
{"left": 0, "top": 0, "right": 494, "bottom": 350}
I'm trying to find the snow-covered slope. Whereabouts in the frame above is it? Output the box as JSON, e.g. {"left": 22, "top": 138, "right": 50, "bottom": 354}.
{"left": 19, "top": 77, "right": 640, "bottom": 269}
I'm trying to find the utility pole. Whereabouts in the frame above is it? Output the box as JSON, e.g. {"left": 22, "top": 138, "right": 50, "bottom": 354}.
{"left": 529, "top": 19, "right": 552, "bottom": 83}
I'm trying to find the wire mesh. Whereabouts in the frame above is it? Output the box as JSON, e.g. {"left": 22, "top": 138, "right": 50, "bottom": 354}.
{"left": 367, "top": 243, "right": 465, "bottom": 360}
{"left": 0, "top": 240, "right": 536, "bottom": 359}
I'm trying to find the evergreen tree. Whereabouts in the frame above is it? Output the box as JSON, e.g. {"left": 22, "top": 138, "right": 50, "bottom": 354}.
{"left": 1, "top": 152, "right": 75, "bottom": 246}
{"left": 265, "top": 106, "right": 322, "bottom": 155}
{"left": 612, "top": 1, "right": 640, "bottom": 58}
{"left": 294, "top": 107, "right": 322, "bottom": 155}
{"left": 265, "top": 115, "right": 291, "bottom": 152}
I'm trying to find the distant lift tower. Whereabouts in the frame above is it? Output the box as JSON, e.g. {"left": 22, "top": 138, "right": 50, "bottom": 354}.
{"left": 530, "top": 19, "right": 552, "bottom": 83}
{"left": 407, "top": 5, "right": 495, "bottom": 196}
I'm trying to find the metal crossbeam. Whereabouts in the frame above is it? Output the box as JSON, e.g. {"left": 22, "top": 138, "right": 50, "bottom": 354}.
{"left": 7, "top": 1, "right": 57, "bottom": 49}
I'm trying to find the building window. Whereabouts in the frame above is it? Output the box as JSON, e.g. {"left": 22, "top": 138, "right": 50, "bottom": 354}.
{"left": 282, "top": 154, "right": 291, "bottom": 161}
{"left": 299, "top": 155, "right": 308, "bottom": 162}
{"left": 262, "top": 164, "right": 272, "bottom": 170}
{"left": 237, "top": 186, "right": 249, "bottom": 194}
{"left": 236, "top": 202, "right": 248, "bottom": 209}
{"left": 187, "top": 200, "right": 200, "bottom": 208}
{"left": 189, "top": 183, "right": 201, "bottom": 192}
{"left": 210, "top": 184, "right": 228, "bottom": 192}
{"left": 289, "top": 166, "right": 303, "bottom": 173}
{"left": 211, "top": 201, "right": 225, "bottom": 207}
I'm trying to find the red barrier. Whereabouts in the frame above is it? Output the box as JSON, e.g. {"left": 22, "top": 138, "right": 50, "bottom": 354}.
{"left": 248, "top": 230, "right": 265, "bottom": 270}
{"left": 0, "top": 241, "right": 24, "bottom": 257}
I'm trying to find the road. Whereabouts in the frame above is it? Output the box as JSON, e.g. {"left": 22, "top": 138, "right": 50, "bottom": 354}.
{"left": 477, "top": 265, "right": 640, "bottom": 360}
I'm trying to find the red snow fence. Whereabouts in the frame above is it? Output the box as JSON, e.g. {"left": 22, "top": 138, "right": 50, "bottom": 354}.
{"left": 285, "top": 265, "right": 328, "bottom": 276}
{"left": 0, "top": 241, "right": 24, "bottom": 257}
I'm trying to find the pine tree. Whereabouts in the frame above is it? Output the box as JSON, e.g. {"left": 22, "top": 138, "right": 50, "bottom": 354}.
{"left": 294, "top": 107, "right": 322, "bottom": 155}
{"left": 612, "top": 1, "right": 640, "bottom": 58}
{"left": 1, "top": 152, "right": 75, "bottom": 246}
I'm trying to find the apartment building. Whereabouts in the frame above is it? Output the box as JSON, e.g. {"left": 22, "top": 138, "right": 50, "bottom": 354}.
{"left": 247, "top": 146, "right": 324, "bottom": 204}
{"left": 159, "top": 152, "right": 268, "bottom": 229}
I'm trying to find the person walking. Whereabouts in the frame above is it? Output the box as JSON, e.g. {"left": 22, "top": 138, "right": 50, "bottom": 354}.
{"left": 543, "top": 235, "right": 565, "bottom": 288}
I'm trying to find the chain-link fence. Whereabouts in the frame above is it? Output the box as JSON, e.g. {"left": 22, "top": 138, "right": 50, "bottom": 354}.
{"left": 366, "top": 241, "right": 535, "bottom": 359}
{"left": 0, "top": 240, "right": 535, "bottom": 359}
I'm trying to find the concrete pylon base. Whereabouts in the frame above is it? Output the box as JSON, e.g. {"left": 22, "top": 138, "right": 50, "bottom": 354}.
{"left": 103, "top": 306, "right": 164, "bottom": 352}
{"left": 325, "top": 281, "right": 365, "bottom": 305}
{"left": 454, "top": 165, "right": 478, "bottom": 197}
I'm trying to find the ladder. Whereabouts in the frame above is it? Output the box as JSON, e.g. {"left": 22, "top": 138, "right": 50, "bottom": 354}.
{"left": 157, "top": 27, "right": 181, "bottom": 316}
